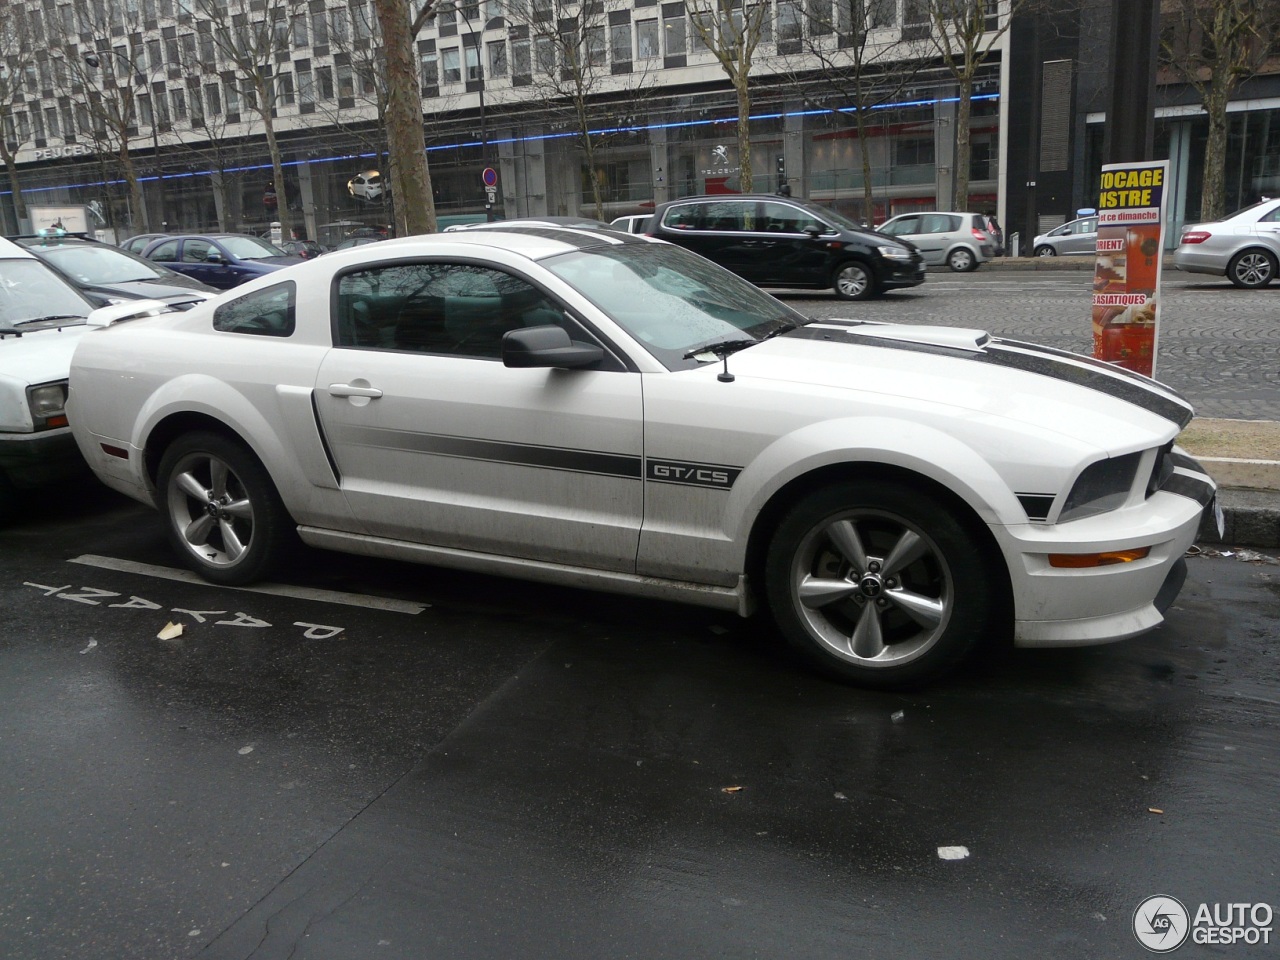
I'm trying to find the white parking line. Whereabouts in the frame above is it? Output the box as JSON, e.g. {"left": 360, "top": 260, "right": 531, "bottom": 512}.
{"left": 68, "top": 555, "right": 429, "bottom": 614}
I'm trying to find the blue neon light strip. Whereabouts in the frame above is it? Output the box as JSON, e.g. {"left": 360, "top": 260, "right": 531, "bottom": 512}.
{"left": 1, "top": 93, "right": 999, "bottom": 197}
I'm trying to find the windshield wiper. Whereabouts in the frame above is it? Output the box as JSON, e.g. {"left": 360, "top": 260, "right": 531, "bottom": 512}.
{"left": 758, "top": 318, "right": 808, "bottom": 342}
{"left": 682, "top": 336, "right": 757, "bottom": 361}
{"left": 15, "top": 314, "right": 87, "bottom": 326}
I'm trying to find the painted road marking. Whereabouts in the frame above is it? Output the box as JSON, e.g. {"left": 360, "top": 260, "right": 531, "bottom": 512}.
{"left": 69, "top": 554, "right": 429, "bottom": 614}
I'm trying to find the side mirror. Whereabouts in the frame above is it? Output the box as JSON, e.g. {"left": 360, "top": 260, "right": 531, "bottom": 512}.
{"left": 805, "top": 226, "right": 823, "bottom": 239}
{"left": 502, "top": 325, "right": 603, "bottom": 369}
{"left": 206, "top": 249, "right": 224, "bottom": 263}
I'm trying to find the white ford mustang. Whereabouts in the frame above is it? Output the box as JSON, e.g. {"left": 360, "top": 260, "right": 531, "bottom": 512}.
{"left": 67, "top": 227, "right": 1215, "bottom": 686}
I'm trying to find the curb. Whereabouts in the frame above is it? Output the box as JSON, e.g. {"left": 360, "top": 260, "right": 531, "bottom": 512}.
{"left": 1199, "top": 489, "right": 1280, "bottom": 550}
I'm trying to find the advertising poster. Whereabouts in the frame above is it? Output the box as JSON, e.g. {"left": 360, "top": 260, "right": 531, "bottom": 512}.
{"left": 1092, "top": 160, "right": 1169, "bottom": 377}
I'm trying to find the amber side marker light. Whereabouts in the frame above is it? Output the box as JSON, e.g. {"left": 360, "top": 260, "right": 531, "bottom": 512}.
{"left": 46, "top": 414, "right": 69, "bottom": 429}
{"left": 1048, "top": 547, "right": 1151, "bottom": 568}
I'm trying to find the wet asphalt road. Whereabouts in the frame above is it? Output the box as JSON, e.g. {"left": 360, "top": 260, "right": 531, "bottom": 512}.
{"left": 3, "top": 270, "right": 1280, "bottom": 959}
{"left": 3, "top": 483, "right": 1278, "bottom": 960}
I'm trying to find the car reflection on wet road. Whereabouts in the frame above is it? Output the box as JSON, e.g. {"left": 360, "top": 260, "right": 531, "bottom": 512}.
{"left": 1, "top": 485, "right": 1277, "bottom": 960}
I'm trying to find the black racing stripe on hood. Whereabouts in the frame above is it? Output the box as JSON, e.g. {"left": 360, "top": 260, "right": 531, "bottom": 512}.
{"left": 785, "top": 325, "right": 1193, "bottom": 428}
{"left": 977, "top": 343, "right": 1193, "bottom": 428}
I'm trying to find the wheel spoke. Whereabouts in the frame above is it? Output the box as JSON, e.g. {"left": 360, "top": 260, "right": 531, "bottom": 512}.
{"left": 183, "top": 513, "right": 215, "bottom": 546}
{"left": 220, "top": 519, "right": 246, "bottom": 561}
{"left": 176, "top": 470, "right": 209, "bottom": 502}
{"left": 881, "top": 528, "right": 928, "bottom": 578}
{"left": 223, "top": 497, "right": 253, "bottom": 520}
{"left": 850, "top": 603, "right": 885, "bottom": 659}
{"left": 210, "top": 459, "right": 229, "bottom": 499}
{"left": 798, "top": 575, "right": 859, "bottom": 609}
{"left": 887, "top": 587, "right": 945, "bottom": 629}
{"left": 826, "top": 519, "right": 868, "bottom": 574}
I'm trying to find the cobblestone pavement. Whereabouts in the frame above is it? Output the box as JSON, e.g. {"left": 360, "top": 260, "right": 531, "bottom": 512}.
{"left": 786, "top": 271, "right": 1280, "bottom": 421}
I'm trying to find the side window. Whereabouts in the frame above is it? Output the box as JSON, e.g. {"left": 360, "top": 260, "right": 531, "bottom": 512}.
{"left": 149, "top": 239, "right": 179, "bottom": 261}
{"left": 760, "top": 201, "right": 811, "bottom": 233}
{"left": 183, "top": 239, "right": 213, "bottom": 263}
{"left": 1082, "top": 218, "right": 1098, "bottom": 233}
{"left": 213, "top": 281, "right": 296, "bottom": 336}
{"left": 882, "top": 216, "right": 919, "bottom": 236}
{"left": 335, "top": 262, "right": 571, "bottom": 360}
{"left": 920, "top": 214, "right": 956, "bottom": 234}
{"left": 663, "top": 203, "right": 704, "bottom": 230}
{"left": 705, "top": 201, "right": 750, "bottom": 232}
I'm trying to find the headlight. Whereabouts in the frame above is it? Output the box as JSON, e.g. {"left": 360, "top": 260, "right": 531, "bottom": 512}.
{"left": 877, "top": 245, "right": 913, "bottom": 260}
{"left": 28, "top": 382, "right": 69, "bottom": 429}
{"left": 1058, "top": 451, "right": 1143, "bottom": 522}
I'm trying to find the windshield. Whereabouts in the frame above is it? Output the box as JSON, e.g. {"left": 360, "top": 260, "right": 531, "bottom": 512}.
{"left": 37, "top": 244, "right": 169, "bottom": 283}
{"left": 221, "top": 236, "right": 287, "bottom": 260}
{"left": 542, "top": 242, "right": 804, "bottom": 369}
{"left": 0, "top": 259, "right": 92, "bottom": 328}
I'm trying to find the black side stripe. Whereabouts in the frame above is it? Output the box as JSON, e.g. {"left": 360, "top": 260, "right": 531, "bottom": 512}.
{"left": 311, "top": 392, "right": 342, "bottom": 484}
{"left": 1161, "top": 473, "right": 1216, "bottom": 507}
{"left": 1016, "top": 493, "right": 1056, "bottom": 521}
{"left": 333, "top": 426, "right": 643, "bottom": 479}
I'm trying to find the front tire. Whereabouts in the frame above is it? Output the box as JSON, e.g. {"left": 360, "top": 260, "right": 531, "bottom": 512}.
{"left": 157, "top": 431, "right": 293, "bottom": 585}
{"left": 833, "top": 261, "right": 876, "bottom": 300}
{"left": 1034, "top": 245, "right": 1057, "bottom": 257}
{"left": 1227, "top": 249, "right": 1276, "bottom": 288}
{"left": 763, "top": 481, "right": 997, "bottom": 687}
{"left": 947, "top": 247, "right": 977, "bottom": 272}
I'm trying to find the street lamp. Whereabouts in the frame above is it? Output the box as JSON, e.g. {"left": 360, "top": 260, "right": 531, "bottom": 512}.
{"left": 454, "top": 1, "right": 492, "bottom": 220}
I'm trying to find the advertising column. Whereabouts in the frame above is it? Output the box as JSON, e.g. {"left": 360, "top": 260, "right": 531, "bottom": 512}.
{"left": 1091, "top": 160, "right": 1169, "bottom": 377}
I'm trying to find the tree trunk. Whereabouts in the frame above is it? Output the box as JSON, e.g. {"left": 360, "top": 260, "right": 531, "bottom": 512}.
{"left": 375, "top": 0, "right": 437, "bottom": 235}
{"left": 953, "top": 73, "right": 973, "bottom": 210}
{"left": 1201, "top": 76, "right": 1231, "bottom": 222}
{"left": 1, "top": 148, "right": 28, "bottom": 225}
{"left": 736, "top": 78, "right": 752, "bottom": 193}
{"left": 120, "top": 150, "right": 147, "bottom": 232}
{"left": 261, "top": 107, "right": 292, "bottom": 239}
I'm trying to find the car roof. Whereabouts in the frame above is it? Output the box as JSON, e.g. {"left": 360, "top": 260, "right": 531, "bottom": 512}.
{"left": 0, "top": 237, "right": 38, "bottom": 260}
{"left": 356, "top": 226, "right": 644, "bottom": 260}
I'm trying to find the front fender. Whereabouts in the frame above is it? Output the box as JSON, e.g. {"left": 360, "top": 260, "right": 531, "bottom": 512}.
{"left": 722, "top": 416, "right": 1026, "bottom": 551}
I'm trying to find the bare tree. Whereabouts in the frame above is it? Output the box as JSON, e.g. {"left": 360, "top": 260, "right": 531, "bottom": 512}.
{"left": 780, "top": 1, "right": 926, "bottom": 216}
{"left": 48, "top": 1, "right": 155, "bottom": 232}
{"left": 686, "top": 0, "right": 773, "bottom": 193}
{"left": 911, "top": 0, "right": 1021, "bottom": 209}
{"left": 503, "top": 0, "right": 656, "bottom": 220}
{"left": 1161, "top": 0, "right": 1280, "bottom": 221}
{"left": 0, "top": 9, "right": 38, "bottom": 230}
{"left": 373, "top": 0, "right": 441, "bottom": 235}
{"left": 185, "top": 0, "right": 308, "bottom": 238}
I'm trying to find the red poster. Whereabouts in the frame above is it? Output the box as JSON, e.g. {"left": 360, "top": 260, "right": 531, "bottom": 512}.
{"left": 1091, "top": 161, "right": 1169, "bottom": 377}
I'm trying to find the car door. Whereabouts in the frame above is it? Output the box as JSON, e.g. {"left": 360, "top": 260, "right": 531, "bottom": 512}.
{"left": 314, "top": 258, "right": 644, "bottom": 572}
{"left": 178, "top": 238, "right": 224, "bottom": 288}
{"left": 881, "top": 215, "right": 930, "bottom": 262}
{"left": 1063, "top": 218, "right": 1098, "bottom": 255}
{"left": 753, "top": 199, "right": 836, "bottom": 286}
{"left": 916, "top": 213, "right": 959, "bottom": 264}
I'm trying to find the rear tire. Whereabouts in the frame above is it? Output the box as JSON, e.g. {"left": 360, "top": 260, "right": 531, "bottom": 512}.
{"left": 763, "top": 480, "right": 998, "bottom": 687}
{"left": 833, "top": 261, "right": 876, "bottom": 301}
{"left": 157, "top": 431, "right": 293, "bottom": 585}
{"left": 1227, "top": 249, "right": 1276, "bottom": 288}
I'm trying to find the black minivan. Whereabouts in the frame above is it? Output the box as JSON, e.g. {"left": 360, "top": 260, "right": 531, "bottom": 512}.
{"left": 647, "top": 195, "right": 925, "bottom": 300}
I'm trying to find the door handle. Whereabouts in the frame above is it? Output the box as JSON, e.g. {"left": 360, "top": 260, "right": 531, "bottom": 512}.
{"left": 328, "top": 382, "right": 384, "bottom": 399}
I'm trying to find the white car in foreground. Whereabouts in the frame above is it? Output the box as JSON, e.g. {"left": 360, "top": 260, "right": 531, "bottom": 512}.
{"left": 68, "top": 228, "right": 1215, "bottom": 686}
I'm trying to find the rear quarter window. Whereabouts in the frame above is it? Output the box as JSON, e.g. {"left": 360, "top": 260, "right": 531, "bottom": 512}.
{"left": 213, "top": 281, "right": 296, "bottom": 337}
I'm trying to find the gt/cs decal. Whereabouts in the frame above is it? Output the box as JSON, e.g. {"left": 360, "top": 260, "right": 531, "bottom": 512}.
{"left": 646, "top": 459, "right": 742, "bottom": 489}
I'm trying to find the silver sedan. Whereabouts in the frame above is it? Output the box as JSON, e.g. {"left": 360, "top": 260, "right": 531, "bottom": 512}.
{"left": 1174, "top": 198, "right": 1280, "bottom": 288}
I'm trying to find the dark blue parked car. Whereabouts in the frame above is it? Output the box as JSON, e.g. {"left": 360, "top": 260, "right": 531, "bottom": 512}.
{"left": 140, "top": 234, "right": 302, "bottom": 289}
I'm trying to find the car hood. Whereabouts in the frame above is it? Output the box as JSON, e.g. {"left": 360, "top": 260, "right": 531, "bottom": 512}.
{"left": 734, "top": 318, "right": 1191, "bottom": 451}
{"left": 250, "top": 256, "right": 305, "bottom": 269}
{"left": 0, "top": 324, "right": 86, "bottom": 391}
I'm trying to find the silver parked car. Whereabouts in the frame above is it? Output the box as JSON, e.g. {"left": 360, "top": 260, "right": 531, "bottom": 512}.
{"left": 876, "top": 211, "right": 994, "bottom": 271}
{"left": 1174, "top": 197, "right": 1280, "bottom": 288}
{"left": 1033, "top": 215, "right": 1098, "bottom": 256}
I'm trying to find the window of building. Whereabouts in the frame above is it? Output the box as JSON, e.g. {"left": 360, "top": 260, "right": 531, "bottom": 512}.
{"left": 511, "top": 37, "right": 531, "bottom": 77}
{"left": 777, "top": 0, "right": 802, "bottom": 40}
{"left": 663, "top": 11, "right": 687, "bottom": 55}
{"left": 169, "top": 87, "right": 186, "bottom": 121}
{"left": 16, "top": 112, "right": 31, "bottom": 143}
{"left": 224, "top": 79, "right": 240, "bottom": 113}
{"left": 586, "top": 25, "right": 606, "bottom": 66}
{"left": 311, "top": 10, "right": 329, "bottom": 46}
{"left": 188, "top": 79, "right": 203, "bottom": 122}
{"left": 148, "top": 38, "right": 164, "bottom": 72}
{"left": 138, "top": 93, "right": 154, "bottom": 127}
{"left": 442, "top": 48, "right": 461, "bottom": 83}
{"left": 291, "top": 13, "right": 308, "bottom": 47}
{"left": 353, "top": 1, "right": 374, "bottom": 41}
{"left": 337, "top": 63, "right": 354, "bottom": 98}
{"left": 487, "top": 39, "right": 507, "bottom": 78}
{"left": 420, "top": 50, "right": 438, "bottom": 88}
{"left": 808, "top": 0, "right": 832, "bottom": 35}
{"left": 298, "top": 68, "right": 314, "bottom": 105}
{"left": 316, "top": 65, "right": 334, "bottom": 99}
{"left": 277, "top": 71, "right": 295, "bottom": 105}
{"left": 31, "top": 109, "right": 45, "bottom": 142}
{"left": 535, "top": 36, "right": 555, "bottom": 72}
{"left": 637, "top": 19, "right": 659, "bottom": 58}
{"left": 610, "top": 22, "right": 631, "bottom": 64}
{"left": 329, "top": 7, "right": 349, "bottom": 43}
{"left": 204, "top": 82, "right": 221, "bottom": 116}
{"left": 45, "top": 107, "right": 60, "bottom": 140}
{"left": 198, "top": 29, "right": 215, "bottom": 64}
{"left": 180, "top": 33, "right": 196, "bottom": 64}
{"left": 462, "top": 45, "right": 478, "bottom": 81}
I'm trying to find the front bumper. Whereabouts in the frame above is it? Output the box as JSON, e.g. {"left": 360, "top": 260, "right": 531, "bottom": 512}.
{"left": 993, "top": 463, "right": 1213, "bottom": 648}
{"left": 880, "top": 259, "right": 927, "bottom": 290}
{"left": 0, "top": 427, "right": 90, "bottom": 489}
